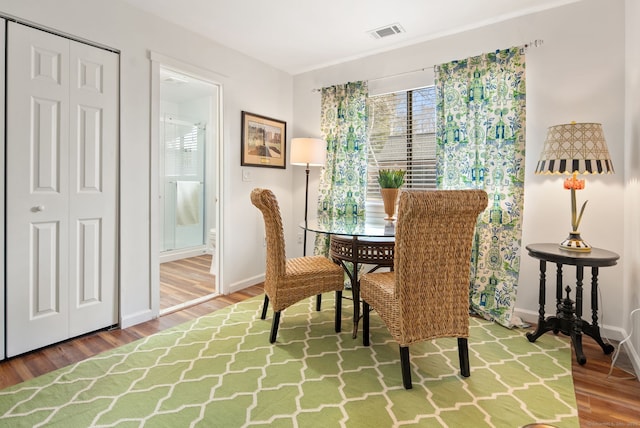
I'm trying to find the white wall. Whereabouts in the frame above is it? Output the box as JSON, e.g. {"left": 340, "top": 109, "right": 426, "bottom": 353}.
{"left": 293, "top": 0, "right": 630, "bottom": 341}
{"left": 0, "top": 0, "right": 295, "bottom": 327}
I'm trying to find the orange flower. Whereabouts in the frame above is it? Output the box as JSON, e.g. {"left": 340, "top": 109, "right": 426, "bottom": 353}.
{"left": 564, "top": 177, "right": 585, "bottom": 190}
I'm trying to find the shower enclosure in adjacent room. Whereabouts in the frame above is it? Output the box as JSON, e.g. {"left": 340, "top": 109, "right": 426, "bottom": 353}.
{"left": 160, "top": 116, "right": 206, "bottom": 256}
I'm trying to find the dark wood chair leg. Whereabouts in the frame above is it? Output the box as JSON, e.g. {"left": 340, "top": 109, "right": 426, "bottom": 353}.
{"left": 362, "top": 301, "right": 370, "bottom": 346}
{"left": 458, "top": 337, "right": 470, "bottom": 377}
{"left": 316, "top": 294, "right": 322, "bottom": 311}
{"left": 400, "top": 345, "right": 412, "bottom": 389}
{"left": 335, "top": 291, "right": 342, "bottom": 332}
{"left": 269, "top": 311, "right": 281, "bottom": 343}
{"left": 261, "top": 295, "right": 269, "bottom": 320}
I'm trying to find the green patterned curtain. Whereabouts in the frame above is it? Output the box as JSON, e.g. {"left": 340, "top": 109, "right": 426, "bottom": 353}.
{"left": 435, "top": 47, "right": 526, "bottom": 328}
{"left": 313, "top": 81, "right": 368, "bottom": 256}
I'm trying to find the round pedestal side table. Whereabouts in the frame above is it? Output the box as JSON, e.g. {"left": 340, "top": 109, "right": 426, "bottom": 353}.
{"left": 525, "top": 243, "right": 619, "bottom": 365}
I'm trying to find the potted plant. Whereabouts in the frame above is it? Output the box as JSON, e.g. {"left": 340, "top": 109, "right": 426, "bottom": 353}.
{"left": 378, "top": 169, "right": 405, "bottom": 220}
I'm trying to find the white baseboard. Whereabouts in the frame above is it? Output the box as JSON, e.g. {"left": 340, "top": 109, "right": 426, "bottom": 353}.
{"left": 514, "top": 308, "right": 540, "bottom": 327}
{"left": 226, "top": 274, "right": 264, "bottom": 295}
{"left": 121, "top": 275, "right": 263, "bottom": 329}
{"left": 120, "top": 309, "right": 156, "bottom": 329}
{"left": 623, "top": 340, "right": 640, "bottom": 379}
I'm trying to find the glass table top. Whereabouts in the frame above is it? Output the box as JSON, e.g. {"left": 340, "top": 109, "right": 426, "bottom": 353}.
{"left": 300, "top": 213, "right": 396, "bottom": 238}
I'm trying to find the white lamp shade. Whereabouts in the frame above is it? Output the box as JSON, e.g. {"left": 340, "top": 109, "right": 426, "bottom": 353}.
{"left": 290, "top": 138, "right": 326, "bottom": 166}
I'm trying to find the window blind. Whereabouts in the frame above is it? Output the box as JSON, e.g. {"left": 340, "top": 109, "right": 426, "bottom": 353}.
{"left": 366, "top": 86, "right": 437, "bottom": 202}
{"left": 165, "top": 125, "right": 200, "bottom": 177}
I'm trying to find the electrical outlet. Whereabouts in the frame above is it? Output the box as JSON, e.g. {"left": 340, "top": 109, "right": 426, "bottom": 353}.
{"left": 297, "top": 232, "right": 303, "bottom": 244}
{"left": 242, "top": 169, "right": 252, "bottom": 182}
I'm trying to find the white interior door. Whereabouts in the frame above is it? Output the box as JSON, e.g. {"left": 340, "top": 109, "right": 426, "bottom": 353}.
{"left": 67, "top": 35, "right": 119, "bottom": 337}
{"left": 5, "top": 23, "right": 118, "bottom": 356}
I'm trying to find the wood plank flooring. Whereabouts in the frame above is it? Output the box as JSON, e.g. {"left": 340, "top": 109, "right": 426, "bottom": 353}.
{"left": 571, "top": 341, "right": 640, "bottom": 425}
{"left": 0, "top": 283, "right": 264, "bottom": 391}
{"left": 0, "top": 256, "right": 638, "bottom": 426}
{"left": 160, "top": 254, "right": 216, "bottom": 311}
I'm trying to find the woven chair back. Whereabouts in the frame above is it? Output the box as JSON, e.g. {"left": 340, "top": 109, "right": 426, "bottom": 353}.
{"left": 250, "top": 189, "right": 287, "bottom": 287}
{"left": 394, "top": 190, "right": 488, "bottom": 342}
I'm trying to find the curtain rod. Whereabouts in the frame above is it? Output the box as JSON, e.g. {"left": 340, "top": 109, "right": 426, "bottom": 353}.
{"left": 369, "top": 66, "right": 433, "bottom": 83}
{"left": 311, "top": 67, "right": 431, "bottom": 93}
{"left": 311, "top": 39, "right": 543, "bottom": 93}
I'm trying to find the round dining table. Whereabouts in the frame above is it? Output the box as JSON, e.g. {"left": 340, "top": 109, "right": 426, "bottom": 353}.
{"left": 301, "top": 213, "right": 396, "bottom": 338}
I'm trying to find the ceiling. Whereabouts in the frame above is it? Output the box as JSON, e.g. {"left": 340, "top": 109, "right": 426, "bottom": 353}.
{"left": 122, "top": 0, "right": 580, "bottom": 75}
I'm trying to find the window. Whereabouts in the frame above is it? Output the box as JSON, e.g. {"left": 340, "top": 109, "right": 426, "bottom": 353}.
{"left": 366, "top": 86, "right": 437, "bottom": 202}
{"left": 164, "top": 123, "right": 201, "bottom": 177}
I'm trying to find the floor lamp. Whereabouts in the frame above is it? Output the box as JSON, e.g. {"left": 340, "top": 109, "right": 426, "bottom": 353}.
{"left": 290, "top": 138, "right": 327, "bottom": 256}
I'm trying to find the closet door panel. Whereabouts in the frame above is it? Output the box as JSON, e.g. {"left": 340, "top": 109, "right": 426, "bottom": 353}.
{"left": 32, "top": 98, "right": 64, "bottom": 191}
{"left": 6, "top": 23, "right": 71, "bottom": 356}
{"left": 68, "top": 40, "right": 118, "bottom": 336}
{"left": 31, "top": 222, "right": 61, "bottom": 314}
{"left": 77, "top": 219, "right": 101, "bottom": 304}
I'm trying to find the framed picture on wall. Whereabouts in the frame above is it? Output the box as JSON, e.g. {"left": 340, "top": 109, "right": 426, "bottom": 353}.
{"left": 241, "top": 111, "right": 287, "bottom": 168}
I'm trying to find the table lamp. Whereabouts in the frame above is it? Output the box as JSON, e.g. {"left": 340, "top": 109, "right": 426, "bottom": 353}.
{"left": 291, "top": 137, "right": 326, "bottom": 255}
{"left": 535, "top": 122, "right": 614, "bottom": 252}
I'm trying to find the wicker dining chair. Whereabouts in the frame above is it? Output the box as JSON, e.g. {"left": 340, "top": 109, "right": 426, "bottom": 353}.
{"left": 360, "top": 189, "right": 488, "bottom": 389}
{"left": 250, "top": 188, "right": 345, "bottom": 343}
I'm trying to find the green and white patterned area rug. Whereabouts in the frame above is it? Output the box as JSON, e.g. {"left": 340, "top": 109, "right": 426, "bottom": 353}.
{"left": 0, "top": 294, "right": 578, "bottom": 427}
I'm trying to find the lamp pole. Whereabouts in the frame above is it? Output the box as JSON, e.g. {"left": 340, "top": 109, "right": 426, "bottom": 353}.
{"left": 302, "top": 162, "right": 310, "bottom": 256}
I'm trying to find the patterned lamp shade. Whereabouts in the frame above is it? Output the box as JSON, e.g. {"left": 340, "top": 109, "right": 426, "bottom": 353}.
{"left": 535, "top": 122, "right": 614, "bottom": 175}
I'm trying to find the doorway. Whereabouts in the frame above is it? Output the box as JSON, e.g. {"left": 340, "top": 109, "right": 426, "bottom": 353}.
{"left": 150, "top": 55, "right": 223, "bottom": 315}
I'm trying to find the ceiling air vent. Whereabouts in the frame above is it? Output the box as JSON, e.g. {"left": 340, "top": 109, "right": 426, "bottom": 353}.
{"left": 368, "top": 23, "right": 405, "bottom": 40}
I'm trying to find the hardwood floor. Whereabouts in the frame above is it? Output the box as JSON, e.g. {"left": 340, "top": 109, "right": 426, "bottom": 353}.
{"left": 0, "top": 283, "right": 265, "bottom": 390}
{"left": 160, "top": 254, "right": 217, "bottom": 311}
{"left": 0, "top": 256, "right": 638, "bottom": 426}
{"left": 571, "top": 340, "right": 639, "bottom": 425}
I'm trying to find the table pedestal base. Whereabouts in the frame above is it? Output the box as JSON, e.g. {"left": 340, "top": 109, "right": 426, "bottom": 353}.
{"left": 525, "top": 244, "right": 619, "bottom": 366}
{"left": 526, "top": 314, "right": 614, "bottom": 365}
{"left": 330, "top": 235, "right": 394, "bottom": 339}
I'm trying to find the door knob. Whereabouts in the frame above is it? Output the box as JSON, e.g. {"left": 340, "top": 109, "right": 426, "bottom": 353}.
{"left": 32, "top": 205, "right": 45, "bottom": 212}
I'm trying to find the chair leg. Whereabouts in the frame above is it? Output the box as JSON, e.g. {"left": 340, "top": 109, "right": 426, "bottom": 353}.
{"left": 316, "top": 294, "right": 322, "bottom": 311}
{"left": 334, "top": 290, "right": 342, "bottom": 333}
{"left": 261, "top": 295, "right": 269, "bottom": 320}
{"left": 269, "top": 311, "right": 281, "bottom": 343}
{"left": 362, "top": 300, "right": 370, "bottom": 346}
{"left": 400, "top": 346, "right": 412, "bottom": 389}
{"left": 458, "top": 337, "right": 470, "bottom": 377}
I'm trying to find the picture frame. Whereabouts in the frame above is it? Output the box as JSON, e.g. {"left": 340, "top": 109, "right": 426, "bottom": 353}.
{"left": 241, "top": 111, "right": 287, "bottom": 169}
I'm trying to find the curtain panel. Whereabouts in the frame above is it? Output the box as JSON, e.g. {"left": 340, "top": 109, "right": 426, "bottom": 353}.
{"left": 314, "top": 81, "right": 369, "bottom": 256}
{"left": 435, "top": 47, "right": 526, "bottom": 328}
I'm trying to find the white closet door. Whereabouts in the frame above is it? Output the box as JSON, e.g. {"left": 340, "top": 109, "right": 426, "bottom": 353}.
{"left": 6, "top": 23, "right": 118, "bottom": 356}
{"left": 67, "top": 39, "right": 118, "bottom": 337}
{"left": 6, "top": 23, "right": 72, "bottom": 355}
